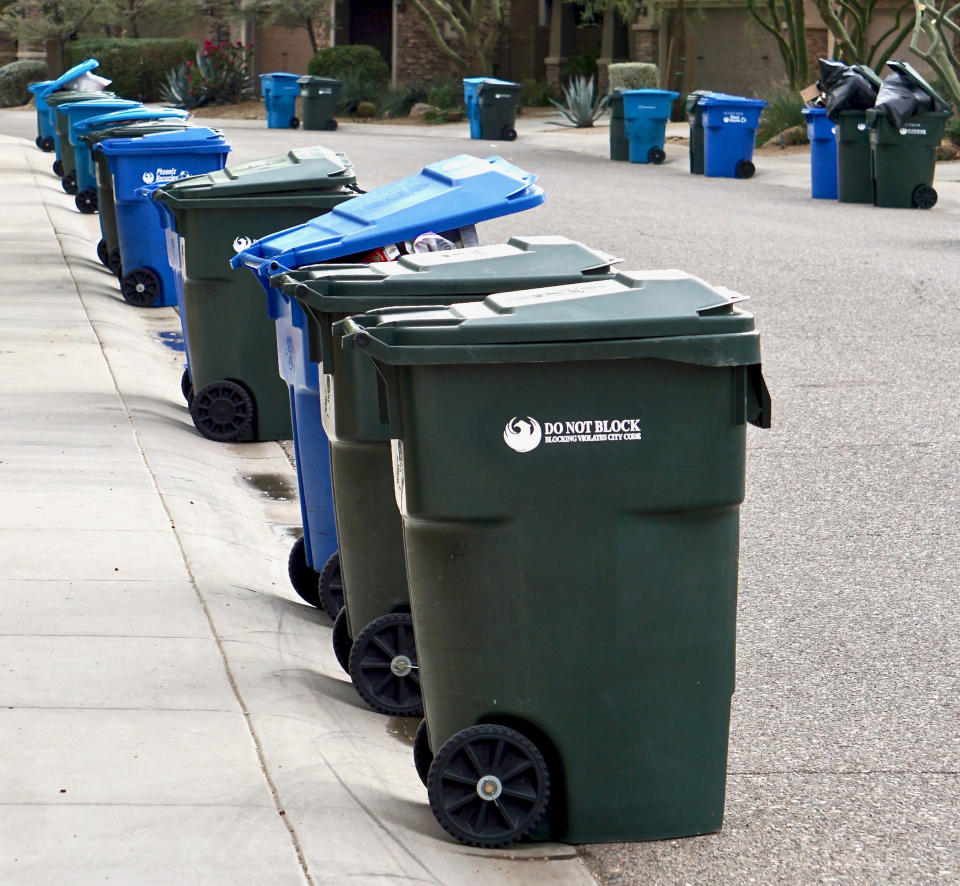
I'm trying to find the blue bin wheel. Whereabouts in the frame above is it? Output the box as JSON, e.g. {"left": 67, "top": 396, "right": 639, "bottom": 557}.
{"left": 35, "top": 136, "right": 42, "bottom": 149}
{"left": 189, "top": 378, "right": 254, "bottom": 442}
{"left": 500, "top": 125, "right": 517, "bottom": 141}
{"left": 912, "top": 184, "right": 937, "bottom": 210}
{"left": 413, "top": 718, "right": 433, "bottom": 787}
{"left": 324, "top": 118, "right": 338, "bottom": 132}
{"left": 735, "top": 159, "right": 756, "bottom": 179}
{"left": 52, "top": 159, "right": 63, "bottom": 177}
{"left": 75, "top": 189, "right": 97, "bottom": 214}
{"left": 290, "top": 116, "right": 300, "bottom": 129}
{"left": 427, "top": 724, "right": 551, "bottom": 848}
{"left": 648, "top": 147, "right": 666, "bottom": 164}
{"left": 331, "top": 608, "right": 352, "bottom": 675}
{"left": 348, "top": 612, "right": 423, "bottom": 717}
{"left": 61, "top": 170, "right": 77, "bottom": 195}
{"left": 96, "top": 239, "right": 109, "bottom": 267}
{"left": 287, "top": 535, "right": 321, "bottom": 608}
{"left": 180, "top": 367, "right": 194, "bottom": 406}
{"left": 40, "top": 136, "right": 54, "bottom": 153}
{"left": 317, "top": 550, "right": 344, "bottom": 619}
{"left": 121, "top": 268, "right": 161, "bottom": 308}
{"left": 108, "top": 249, "right": 123, "bottom": 280}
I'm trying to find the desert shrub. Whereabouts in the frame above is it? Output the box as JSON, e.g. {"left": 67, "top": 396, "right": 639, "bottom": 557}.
{"left": 161, "top": 40, "right": 252, "bottom": 109}
{"left": 756, "top": 86, "right": 806, "bottom": 146}
{"left": 355, "top": 100, "right": 377, "bottom": 118}
{"left": 607, "top": 63, "right": 658, "bottom": 91}
{"left": 307, "top": 45, "right": 388, "bottom": 85}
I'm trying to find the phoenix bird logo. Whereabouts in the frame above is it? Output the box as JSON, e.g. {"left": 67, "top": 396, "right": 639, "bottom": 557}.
{"left": 503, "top": 417, "right": 542, "bottom": 453}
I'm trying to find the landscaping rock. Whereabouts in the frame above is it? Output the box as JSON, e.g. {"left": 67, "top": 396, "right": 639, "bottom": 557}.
{"left": 409, "top": 102, "right": 438, "bottom": 119}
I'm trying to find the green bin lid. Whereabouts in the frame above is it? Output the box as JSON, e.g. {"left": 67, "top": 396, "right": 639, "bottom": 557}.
{"left": 80, "top": 119, "right": 192, "bottom": 145}
{"left": 339, "top": 270, "right": 761, "bottom": 368}
{"left": 46, "top": 90, "right": 115, "bottom": 107}
{"left": 152, "top": 146, "right": 355, "bottom": 204}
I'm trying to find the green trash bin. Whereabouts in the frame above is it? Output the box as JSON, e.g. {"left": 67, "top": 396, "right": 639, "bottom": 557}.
{"left": 275, "top": 237, "right": 619, "bottom": 716}
{"left": 46, "top": 90, "right": 114, "bottom": 185}
{"left": 867, "top": 109, "right": 948, "bottom": 209}
{"left": 686, "top": 89, "right": 713, "bottom": 174}
{"left": 479, "top": 80, "right": 521, "bottom": 141}
{"left": 835, "top": 110, "right": 874, "bottom": 204}
{"left": 340, "top": 270, "right": 771, "bottom": 847}
{"left": 150, "top": 146, "right": 359, "bottom": 442}
{"left": 607, "top": 90, "right": 628, "bottom": 161}
{"left": 298, "top": 76, "right": 341, "bottom": 131}
{"left": 81, "top": 119, "right": 193, "bottom": 277}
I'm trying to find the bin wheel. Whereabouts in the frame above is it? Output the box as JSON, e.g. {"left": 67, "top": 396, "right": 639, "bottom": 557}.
{"left": 734, "top": 159, "right": 755, "bottom": 179}
{"left": 648, "top": 147, "right": 666, "bottom": 164}
{"left": 62, "top": 170, "right": 78, "bottom": 195}
{"left": 287, "top": 535, "right": 320, "bottom": 607}
{"left": 500, "top": 126, "right": 517, "bottom": 141}
{"left": 75, "top": 189, "right": 98, "bottom": 214}
{"left": 413, "top": 719, "right": 433, "bottom": 787}
{"left": 180, "top": 367, "right": 194, "bottom": 406}
{"left": 348, "top": 612, "right": 423, "bottom": 717}
{"left": 96, "top": 239, "right": 109, "bottom": 267}
{"left": 317, "top": 550, "right": 345, "bottom": 619}
{"left": 108, "top": 248, "right": 123, "bottom": 280}
{"left": 912, "top": 184, "right": 937, "bottom": 210}
{"left": 331, "top": 607, "right": 352, "bottom": 675}
{"left": 35, "top": 136, "right": 42, "bottom": 149}
{"left": 427, "top": 724, "right": 550, "bottom": 848}
{"left": 290, "top": 116, "right": 300, "bottom": 129}
{"left": 324, "top": 118, "right": 338, "bottom": 131}
{"left": 121, "top": 268, "right": 161, "bottom": 308}
{"left": 40, "top": 136, "right": 55, "bottom": 153}
{"left": 190, "top": 379, "right": 255, "bottom": 442}
{"left": 53, "top": 159, "right": 63, "bottom": 177}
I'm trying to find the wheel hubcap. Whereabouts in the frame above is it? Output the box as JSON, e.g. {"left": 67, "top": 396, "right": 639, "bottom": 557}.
{"left": 209, "top": 397, "right": 237, "bottom": 424}
{"left": 390, "top": 654, "right": 413, "bottom": 677}
{"left": 476, "top": 775, "right": 503, "bottom": 801}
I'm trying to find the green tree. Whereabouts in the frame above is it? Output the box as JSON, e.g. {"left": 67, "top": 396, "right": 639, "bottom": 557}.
{"left": 909, "top": 0, "right": 960, "bottom": 110}
{"left": 406, "top": 0, "right": 504, "bottom": 75}
{"left": 814, "top": 0, "right": 915, "bottom": 70}
{"left": 746, "top": 0, "right": 809, "bottom": 88}
{"left": 106, "top": 0, "right": 206, "bottom": 39}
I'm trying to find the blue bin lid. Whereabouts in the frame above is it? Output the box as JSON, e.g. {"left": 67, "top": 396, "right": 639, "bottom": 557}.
{"left": 260, "top": 72, "right": 302, "bottom": 81}
{"left": 58, "top": 98, "right": 141, "bottom": 117}
{"left": 801, "top": 107, "right": 827, "bottom": 117}
{"left": 73, "top": 106, "right": 189, "bottom": 136}
{"left": 463, "top": 77, "right": 517, "bottom": 86}
{"left": 28, "top": 80, "right": 54, "bottom": 94}
{"left": 700, "top": 93, "right": 767, "bottom": 109}
{"left": 96, "top": 127, "right": 229, "bottom": 156}
{"left": 231, "top": 154, "right": 545, "bottom": 276}
{"left": 38, "top": 58, "right": 100, "bottom": 97}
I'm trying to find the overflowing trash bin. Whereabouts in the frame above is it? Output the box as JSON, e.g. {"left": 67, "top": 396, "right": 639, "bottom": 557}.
{"left": 686, "top": 89, "right": 715, "bottom": 174}
{"left": 621, "top": 89, "right": 679, "bottom": 163}
{"left": 230, "top": 155, "right": 546, "bottom": 625}
{"left": 46, "top": 89, "right": 115, "bottom": 183}
{"left": 273, "top": 237, "right": 619, "bottom": 716}
{"left": 463, "top": 77, "right": 521, "bottom": 141}
{"left": 29, "top": 58, "right": 105, "bottom": 155}
{"left": 339, "top": 270, "right": 770, "bottom": 847}
{"left": 297, "top": 76, "right": 341, "bottom": 131}
{"left": 802, "top": 107, "right": 837, "bottom": 200}
{"left": 96, "top": 128, "right": 230, "bottom": 307}
{"left": 700, "top": 93, "right": 767, "bottom": 178}
{"left": 259, "top": 72, "right": 302, "bottom": 129}
{"left": 149, "top": 146, "right": 359, "bottom": 443}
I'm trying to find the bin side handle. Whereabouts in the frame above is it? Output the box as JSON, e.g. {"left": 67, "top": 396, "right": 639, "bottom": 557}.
{"left": 746, "top": 364, "right": 771, "bottom": 429}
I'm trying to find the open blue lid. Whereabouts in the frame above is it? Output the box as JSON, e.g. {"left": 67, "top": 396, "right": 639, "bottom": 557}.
{"left": 96, "top": 127, "right": 228, "bottom": 156}
{"left": 73, "top": 106, "right": 189, "bottom": 136}
{"left": 28, "top": 80, "right": 54, "bottom": 94}
{"left": 230, "top": 154, "right": 545, "bottom": 278}
{"left": 39, "top": 59, "right": 100, "bottom": 97}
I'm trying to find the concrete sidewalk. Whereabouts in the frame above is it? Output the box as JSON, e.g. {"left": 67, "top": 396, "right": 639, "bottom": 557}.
{"left": 0, "top": 134, "right": 594, "bottom": 884}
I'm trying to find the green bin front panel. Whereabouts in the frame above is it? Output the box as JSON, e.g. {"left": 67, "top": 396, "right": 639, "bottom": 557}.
{"left": 479, "top": 85, "right": 521, "bottom": 139}
{"left": 869, "top": 111, "right": 947, "bottom": 208}
{"left": 836, "top": 111, "right": 873, "bottom": 204}
{"left": 608, "top": 93, "right": 628, "bottom": 162}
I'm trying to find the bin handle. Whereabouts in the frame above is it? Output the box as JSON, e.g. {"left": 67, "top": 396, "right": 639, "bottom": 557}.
{"left": 746, "top": 364, "right": 771, "bottom": 429}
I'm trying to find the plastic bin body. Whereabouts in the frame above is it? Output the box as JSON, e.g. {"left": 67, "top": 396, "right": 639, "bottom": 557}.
{"left": 298, "top": 76, "right": 341, "bottom": 130}
{"left": 340, "top": 271, "right": 771, "bottom": 844}
{"left": 47, "top": 90, "right": 114, "bottom": 167}
{"left": 835, "top": 110, "right": 874, "bottom": 203}
{"left": 231, "top": 154, "right": 546, "bottom": 573}
{"left": 686, "top": 90, "right": 715, "bottom": 174}
{"left": 621, "top": 89, "right": 679, "bottom": 163}
{"left": 607, "top": 91, "right": 628, "bottom": 161}
{"left": 97, "top": 128, "right": 230, "bottom": 307}
{"left": 260, "top": 73, "right": 302, "bottom": 128}
{"left": 61, "top": 99, "right": 144, "bottom": 194}
{"left": 277, "top": 238, "right": 618, "bottom": 641}
{"left": 28, "top": 80, "right": 55, "bottom": 144}
{"left": 867, "top": 109, "right": 948, "bottom": 208}
{"left": 802, "top": 107, "right": 838, "bottom": 199}
{"left": 33, "top": 59, "right": 101, "bottom": 150}
{"left": 476, "top": 79, "right": 521, "bottom": 140}
{"left": 150, "top": 146, "right": 358, "bottom": 442}
{"left": 700, "top": 94, "right": 767, "bottom": 178}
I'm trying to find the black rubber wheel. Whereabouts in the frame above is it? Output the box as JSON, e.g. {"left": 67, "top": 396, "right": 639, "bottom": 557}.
{"left": 317, "top": 550, "right": 344, "bottom": 620}
{"left": 190, "top": 379, "right": 254, "bottom": 442}
{"left": 427, "top": 724, "right": 550, "bottom": 848}
{"left": 348, "top": 612, "right": 422, "bottom": 717}
{"left": 413, "top": 719, "right": 433, "bottom": 787}
{"left": 53, "top": 159, "right": 63, "bottom": 177}
{"left": 501, "top": 126, "right": 517, "bottom": 141}
{"left": 121, "top": 268, "right": 161, "bottom": 308}
{"left": 40, "top": 136, "right": 55, "bottom": 153}
{"left": 108, "top": 248, "right": 123, "bottom": 279}
{"left": 290, "top": 116, "right": 300, "bottom": 129}
{"left": 648, "top": 146, "right": 666, "bottom": 164}
{"left": 62, "top": 170, "right": 77, "bottom": 194}
{"left": 734, "top": 159, "right": 756, "bottom": 179}
{"left": 35, "top": 136, "right": 42, "bottom": 149}
{"left": 912, "top": 184, "right": 937, "bottom": 209}
{"left": 96, "top": 239, "right": 109, "bottom": 267}
{"left": 75, "top": 188, "right": 97, "bottom": 214}
{"left": 324, "top": 118, "right": 338, "bottom": 131}
{"left": 180, "top": 367, "right": 193, "bottom": 406}
{"left": 287, "top": 535, "right": 320, "bottom": 607}
{"left": 331, "top": 607, "right": 352, "bottom": 675}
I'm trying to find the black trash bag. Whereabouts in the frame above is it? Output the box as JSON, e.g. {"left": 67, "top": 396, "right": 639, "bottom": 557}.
{"left": 817, "top": 58, "right": 881, "bottom": 122}
{"left": 874, "top": 60, "right": 951, "bottom": 128}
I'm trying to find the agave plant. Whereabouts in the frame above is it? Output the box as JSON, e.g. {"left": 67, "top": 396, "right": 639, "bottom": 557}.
{"left": 550, "top": 75, "right": 608, "bottom": 127}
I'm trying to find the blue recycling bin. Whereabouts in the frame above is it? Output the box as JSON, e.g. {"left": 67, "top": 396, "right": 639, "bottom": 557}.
{"left": 231, "top": 154, "right": 546, "bottom": 598}
{"left": 97, "top": 128, "right": 230, "bottom": 308}
{"left": 621, "top": 89, "right": 679, "bottom": 164}
{"left": 700, "top": 93, "right": 767, "bottom": 179}
{"left": 28, "top": 80, "right": 55, "bottom": 150}
{"left": 802, "top": 107, "right": 838, "bottom": 200}
{"left": 260, "top": 73, "right": 302, "bottom": 129}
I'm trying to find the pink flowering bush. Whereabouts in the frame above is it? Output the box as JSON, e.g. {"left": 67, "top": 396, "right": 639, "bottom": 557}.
{"left": 161, "top": 40, "right": 253, "bottom": 109}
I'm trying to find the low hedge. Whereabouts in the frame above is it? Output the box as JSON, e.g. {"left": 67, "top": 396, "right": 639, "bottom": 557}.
{"left": 65, "top": 38, "right": 196, "bottom": 101}
{"left": 0, "top": 60, "right": 48, "bottom": 108}
{"left": 307, "top": 45, "right": 389, "bottom": 85}
{"left": 608, "top": 63, "right": 659, "bottom": 91}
